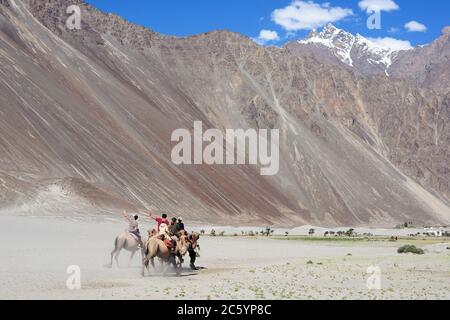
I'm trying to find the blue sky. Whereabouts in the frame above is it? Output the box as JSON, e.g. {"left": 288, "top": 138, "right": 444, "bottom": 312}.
{"left": 86, "top": 0, "right": 449, "bottom": 49}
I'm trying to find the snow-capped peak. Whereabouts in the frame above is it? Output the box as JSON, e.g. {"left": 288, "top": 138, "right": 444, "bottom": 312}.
{"left": 296, "top": 24, "right": 404, "bottom": 75}
{"left": 298, "top": 24, "right": 356, "bottom": 66}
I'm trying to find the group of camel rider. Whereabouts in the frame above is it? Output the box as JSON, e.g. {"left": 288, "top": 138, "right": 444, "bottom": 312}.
{"left": 123, "top": 210, "right": 185, "bottom": 251}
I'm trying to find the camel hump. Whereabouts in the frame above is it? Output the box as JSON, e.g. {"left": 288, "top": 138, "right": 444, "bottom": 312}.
{"left": 115, "top": 231, "right": 138, "bottom": 245}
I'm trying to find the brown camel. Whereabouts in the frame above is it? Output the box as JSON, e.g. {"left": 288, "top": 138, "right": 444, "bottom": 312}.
{"left": 141, "top": 233, "right": 189, "bottom": 276}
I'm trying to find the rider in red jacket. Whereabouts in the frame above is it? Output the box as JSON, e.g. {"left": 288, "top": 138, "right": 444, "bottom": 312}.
{"left": 148, "top": 210, "right": 169, "bottom": 231}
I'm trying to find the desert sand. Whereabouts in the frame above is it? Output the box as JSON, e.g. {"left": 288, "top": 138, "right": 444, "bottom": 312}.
{"left": 0, "top": 215, "right": 449, "bottom": 300}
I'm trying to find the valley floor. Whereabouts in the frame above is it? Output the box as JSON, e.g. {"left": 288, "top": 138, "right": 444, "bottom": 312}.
{"left": 0, "top": 215, "right": 449, "bottom": 300}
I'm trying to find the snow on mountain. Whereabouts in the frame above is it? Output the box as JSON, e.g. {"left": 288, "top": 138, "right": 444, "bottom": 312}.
{"left": 292, "top": 24, "right": 409, "bottom": 76}
{"left": 297, "top": 24, "right": 357, "bottom": 67}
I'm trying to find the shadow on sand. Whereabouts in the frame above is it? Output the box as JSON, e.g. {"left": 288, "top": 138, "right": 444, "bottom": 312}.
{"left": 142, "top": 266, "right": 207, "bottom": 277}
{"left": 104, "top": 260, "right": 208, "bottom": 277}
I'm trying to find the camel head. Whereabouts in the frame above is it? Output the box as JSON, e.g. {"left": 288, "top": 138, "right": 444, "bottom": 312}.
{"left": 148, "top": 229, "right": 157, "bottom": 238}
{"left": 177, "top": 233, "right": 190, "bottom": 256}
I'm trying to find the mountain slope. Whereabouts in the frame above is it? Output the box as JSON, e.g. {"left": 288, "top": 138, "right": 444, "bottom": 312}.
{"left": 0, "top": 0, "right": 448, "bottom": 226}
{"left": 287, "top": 23, "right": 450, "bottom": 93}
{"left": 390, "top": 27, "right": 450, "bottom": 93}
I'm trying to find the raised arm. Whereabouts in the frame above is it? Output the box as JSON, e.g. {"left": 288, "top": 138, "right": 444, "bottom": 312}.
{"left": 123, "top": 210, "right": 132, "bottom": 223}
{"left": 148, "top": 209, "right": 157, "bottom": 221}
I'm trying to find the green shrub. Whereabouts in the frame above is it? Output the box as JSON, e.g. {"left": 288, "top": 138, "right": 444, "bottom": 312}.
{"left": 397, "top": 245, "right": 424, "bottom": 255}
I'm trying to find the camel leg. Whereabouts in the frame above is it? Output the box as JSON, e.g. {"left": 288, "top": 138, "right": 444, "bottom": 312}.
{"left": 142, "top": 257, "right": 149, "bottom": 277}
{"left": 128, "top": 250, "right": 137, "bottom": 267}
{"left": 109, "top": 249, "right": 116, "bottom": 268}
{"left": 162, "top": 259, "right": 167, "bottom": 276}
{"left": 146, "top": 258, "right": 152, "bottom": 275}
{"left": 175, "top": 256, "right": 181, "bottom": 277}
{"left": 146, "top": 257, "right": 152, "bottom": 275}
{"left": 114, "top": 250, "right": 121, "bottom": 268}
{"left": 151, "top": 257, "right": 156, "bottom": 270}
{"left": 108, "top": 237, "right": 119, "bottom": 268}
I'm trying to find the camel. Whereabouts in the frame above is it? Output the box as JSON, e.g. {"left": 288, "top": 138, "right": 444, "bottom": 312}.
{"left": 108, "top": 229, "right": 157, "bottom": 268}
{"left": 141, "top": 232, "right": 190, "bottom": 276}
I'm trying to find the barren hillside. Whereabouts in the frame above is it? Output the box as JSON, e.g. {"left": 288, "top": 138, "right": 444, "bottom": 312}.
{"left": 0, "top": 0, "right": 448, "bottom": 226}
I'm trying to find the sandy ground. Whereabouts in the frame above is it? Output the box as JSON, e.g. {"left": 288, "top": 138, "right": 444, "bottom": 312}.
{"left": 0, "top": 215, "right": 449, "bottom": 300}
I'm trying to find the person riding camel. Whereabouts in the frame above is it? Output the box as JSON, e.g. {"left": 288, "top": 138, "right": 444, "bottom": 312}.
{"left": 148, "top": 210, "right": 169, "bottom": 231}
{"left": 168, "top": 217, "right": 182, "bottom": 249}
{"left": 158, "top": 223, "right": 171, "bottom": 239}
{"left": 158, "top": 223, "right": 175, "bottom": 251}
{"left": 123, "top": 210, "right": 143, "bottom": 249}
{"left": 169, "top": 217, "right": 179, "bottom": 235}
{"left": 177, "top": 217, "right": 185, "bottom": 231}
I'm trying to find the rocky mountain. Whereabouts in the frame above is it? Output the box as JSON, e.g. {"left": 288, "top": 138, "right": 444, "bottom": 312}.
{"left": 286, "top": 24, "right": 402, "bottom": 76}
{"left": 0, "top": 0, "right": 448, "bottom": 226}
{"left": 390, "top": 27, "right": 450, "bottom": 93}
{"left": 287, "top": 24, "right": 450, "bottom": 94}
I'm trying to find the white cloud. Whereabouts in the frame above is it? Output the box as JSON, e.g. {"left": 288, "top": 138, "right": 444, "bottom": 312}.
{"left": 271, "top": 1, "right": 354, "bottom": 31}
{"left": 254, "top": 29, "right": 280, "bottom": 45}
{"left": 368, "top": 37, "right": 413, "bottom": 51}
{"left": 358, "top": 0, "right": 399, "bottom": 12}
{"left": 259, "top": 29, "right": 280, "bottom": 41}
{"left": 388, "top": 27, "right": 400, "bottom": 34}
{"left": 404, "top": 21, "right": 427, "bottom": 32}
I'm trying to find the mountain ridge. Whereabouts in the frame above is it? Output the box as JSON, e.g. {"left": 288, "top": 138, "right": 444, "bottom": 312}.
{"left": 287, "top": 23, "right": 450, "bottom": 93}
{"left": 291, "top": 23, "right": 402, "bottom": 75}
{"left": 0, "top": 0, "right": 448, "bottom": 226}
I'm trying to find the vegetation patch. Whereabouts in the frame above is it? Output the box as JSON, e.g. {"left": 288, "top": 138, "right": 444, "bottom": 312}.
{"left": 397, "top": 245, "right": 424, "bottom": 255}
